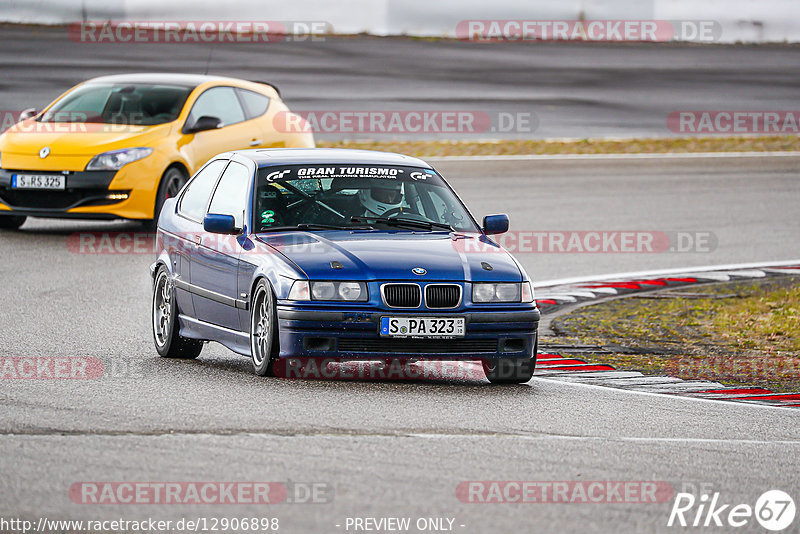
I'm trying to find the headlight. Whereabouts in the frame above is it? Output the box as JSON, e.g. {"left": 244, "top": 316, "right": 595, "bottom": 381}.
{"left": 288, "top": 280, "right": 368, "bottom": 302}
{"left": 86, "top": 147, "right": 153, "bottom": 171}
{"left": 288, "top": 280, "right": 310, "bottom": 300}
{"left": 521, "top": 281, "right": 535, "bottom": 303}
{"left": 473, "top": 282, "right": 524, "bottom": 303}
{"left": 311, "top": 281, "right": 336, "bottom": 300}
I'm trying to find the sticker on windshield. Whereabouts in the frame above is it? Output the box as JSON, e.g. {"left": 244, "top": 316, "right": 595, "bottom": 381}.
{"left": 295, "top": 166, "right": 404, "bottom": 178}
{"left": 260, "top": 210, "right": 276, "bottom": 226}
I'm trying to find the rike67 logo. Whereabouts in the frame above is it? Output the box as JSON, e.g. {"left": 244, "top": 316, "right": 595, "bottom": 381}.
{"left": 668, "top": 490, "right": 795, "bottom": 531}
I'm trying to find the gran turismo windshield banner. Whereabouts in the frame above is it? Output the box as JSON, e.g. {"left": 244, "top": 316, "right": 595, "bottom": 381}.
{"left": 258, "top": 164, "right": 443, "bottom": 184}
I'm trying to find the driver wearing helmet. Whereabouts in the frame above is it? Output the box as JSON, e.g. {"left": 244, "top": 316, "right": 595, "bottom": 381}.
{"left": 358, "top": 179, "right": 405, "bottom": 217}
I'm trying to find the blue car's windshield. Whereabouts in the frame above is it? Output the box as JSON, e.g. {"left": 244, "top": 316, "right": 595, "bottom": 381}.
{"left": 39, "top": 83, "right": 192, "bottom": 125}
{"left": 254, "top": 164, "right": 479, "bottom": 233}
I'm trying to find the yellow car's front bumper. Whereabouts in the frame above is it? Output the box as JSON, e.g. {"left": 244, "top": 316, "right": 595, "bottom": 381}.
{"left": 0, "top": 152, "right": 167, "bottom": 220}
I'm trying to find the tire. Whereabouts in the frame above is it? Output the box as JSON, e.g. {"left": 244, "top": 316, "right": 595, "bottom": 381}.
{"left": 0, "top": 215, "right": 27, "bottom": 230}
{"left": 143, "top": 166, "right": 188, "bottom": 231}
{"left": 250, "top": 279, "right": 279, "bottom": 377}
{"left": 152, "top": 267, "right": 203, "bottom": 359}
{"left": 483, "top": 333, "right": 538, "bottom": 384}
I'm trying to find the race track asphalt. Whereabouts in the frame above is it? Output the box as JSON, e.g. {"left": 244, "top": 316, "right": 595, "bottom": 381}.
{"left": 1, "top": 25, "right": 800, "bottom": 139}
{"left": 1, "top": 155, "right": 798, "bottom": 533}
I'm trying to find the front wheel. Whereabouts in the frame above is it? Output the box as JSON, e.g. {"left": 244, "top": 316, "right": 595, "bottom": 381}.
{"left": 483, "top": 335, "right": 538, "bottom": 384}
{"left": 152, "top": 267, "right": 203, "bottom": 359}
{"left": 144, "top": 167, "right": 188, "bottom": 231}
{"left": 250, "top": 279, "right": 279, "bottom": 376}
{"left": 0, "top": 215, "right": 27, "bottom": 230}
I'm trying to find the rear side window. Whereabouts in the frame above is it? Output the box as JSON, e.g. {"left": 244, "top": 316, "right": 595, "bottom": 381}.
{"left": 237, "top": 89, "right": 270, "bottom": 119}
{"left": 179, "top": 159, "right": 228, "bottom": 221}
{"left": 187, "top": 87, "right": 246, "bottom": 127}
{"left": 208, "top": 162, "right": 251, "bottom": 228}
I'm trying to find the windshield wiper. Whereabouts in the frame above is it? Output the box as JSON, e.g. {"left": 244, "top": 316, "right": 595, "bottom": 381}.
{"left": 350, "top": 216, "right": 453, "bottom": 231}
{"left": 261, "top": 223, "right": 358, "bottom": 232}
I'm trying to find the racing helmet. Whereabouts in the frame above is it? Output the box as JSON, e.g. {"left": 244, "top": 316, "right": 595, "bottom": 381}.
{"left": 359, "top": 180, "right": 404, "bottom": 216}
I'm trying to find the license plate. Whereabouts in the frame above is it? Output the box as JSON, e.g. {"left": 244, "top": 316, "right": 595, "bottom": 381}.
{"left": 380, "top": 316, "right": 465, "bottom": 338}
{"left": 12, "top": 174, "right": 66, "bottom": 190}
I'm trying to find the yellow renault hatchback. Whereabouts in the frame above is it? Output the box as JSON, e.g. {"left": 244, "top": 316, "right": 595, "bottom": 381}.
{"left": 0, "top": 73, "right": 314, "bottom": 229}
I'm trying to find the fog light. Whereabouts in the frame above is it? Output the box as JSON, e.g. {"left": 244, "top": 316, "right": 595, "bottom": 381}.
{"left": 106, "top": 193, "right": 129, "bottom": 200}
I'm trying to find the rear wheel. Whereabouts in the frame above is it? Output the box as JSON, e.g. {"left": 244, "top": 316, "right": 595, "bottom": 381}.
{"left": 0, "top": 215, "right": 27, "bottom": 230}
{"left": 483, "top": 334, "right": 538, "bottom": 384}
{"left": 250, "top": 279, "right": 279, "bottom": 377}
{"left": 143, "top": 166, "right": 187, "bottom": 231}
{"left": 152, "top": 267, "right": 203, "bottom": 359}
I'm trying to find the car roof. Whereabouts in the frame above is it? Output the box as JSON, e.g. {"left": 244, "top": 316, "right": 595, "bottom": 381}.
{"left": 231, "top": 148, "right": 434, "bottom": 169}
{"left": 82, "top": 73, "right": 248, "bottom": 89}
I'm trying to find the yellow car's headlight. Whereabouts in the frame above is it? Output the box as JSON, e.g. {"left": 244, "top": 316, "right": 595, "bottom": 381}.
{"left": 86, "top": 147, "right": 153, "bottom": 171}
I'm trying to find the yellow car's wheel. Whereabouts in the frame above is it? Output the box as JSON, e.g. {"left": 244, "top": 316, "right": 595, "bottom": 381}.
{"left": 144, "top": 166, "right": 188, "bottom": 231}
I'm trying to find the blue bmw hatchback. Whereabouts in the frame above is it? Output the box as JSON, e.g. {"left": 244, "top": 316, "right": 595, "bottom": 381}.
{"left": 151, "top": 149, "right": 539, "bottom": 383}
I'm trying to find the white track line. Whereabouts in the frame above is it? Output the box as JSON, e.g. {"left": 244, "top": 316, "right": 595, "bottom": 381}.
{"left": 428, "top": 151, "right": 800, "bottom": 162}
{"left": 533, "top": 377, "right": 800, "bottom": 412}
{"left": 535, "top": 259, "right": 800, "bottom": 288}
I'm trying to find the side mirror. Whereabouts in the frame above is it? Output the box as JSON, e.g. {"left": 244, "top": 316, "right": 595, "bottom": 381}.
{"left": 186, "top": 115, "right": 222, "bottom": 134}
{"left": 483, "top": 214, "right": 509, "bottom": 235}
{"left": 204, "top": 213, "right": 238, "bottom": 235}
{"left": 19, "top": 108, "right": 37, "bottom": 121}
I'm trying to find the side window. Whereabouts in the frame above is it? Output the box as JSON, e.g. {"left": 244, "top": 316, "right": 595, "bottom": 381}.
{"left": 237, "top": 89, "right": 270, "bottom": 119}
{"left": 208, "top": 162, "right": 251, "bottom": 228}
{"left": 178, "top": 159, "right": 228, "bottom": 222}
{"left": 187, "top": 87, "right": 245, "bottom": 127}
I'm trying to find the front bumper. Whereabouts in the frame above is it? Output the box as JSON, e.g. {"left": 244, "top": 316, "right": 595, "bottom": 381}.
{"left": 275, "top": 306, "right": 540, "bottom": 359}
{"left": 0, "top": 155, "right": 165, "bottom": 220}
{"left": 0, "top": 169, "right": 127, "bottom": 214}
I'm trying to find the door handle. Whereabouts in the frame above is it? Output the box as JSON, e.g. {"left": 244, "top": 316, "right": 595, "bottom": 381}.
{"left": 249, "top": 139, "right": 262, "bottom": 146}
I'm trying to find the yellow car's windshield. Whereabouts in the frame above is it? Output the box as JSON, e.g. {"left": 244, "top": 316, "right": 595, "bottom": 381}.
{"left": 40, "top": 83, "right": 192, "bottom": 125}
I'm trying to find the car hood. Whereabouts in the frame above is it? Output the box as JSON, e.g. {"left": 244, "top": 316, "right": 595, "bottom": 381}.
{"left": 0, "top": 119, "right": 171, "bottom": 156}
{"left": 255, "top": 230, "right": 523, "bottom": 282}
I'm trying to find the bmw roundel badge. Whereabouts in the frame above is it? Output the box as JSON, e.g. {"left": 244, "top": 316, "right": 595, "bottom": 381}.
{"left": 412, "top": 267, "right": 427, "bottom": 275}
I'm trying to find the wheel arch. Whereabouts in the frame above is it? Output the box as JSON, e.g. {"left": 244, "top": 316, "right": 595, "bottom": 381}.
{"left": 249, "top": 274, "right": 281, "bottom": 357}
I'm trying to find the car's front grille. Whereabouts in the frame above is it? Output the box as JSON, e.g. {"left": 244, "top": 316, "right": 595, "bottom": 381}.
{"left": 382, "top": 284, "right": 421, "bottom": 308}
{"left": 338, "top": 338, "right": 497, "bottom": 354}
{"left": 425, "top": 284, "right": 461, "bottom": 309}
